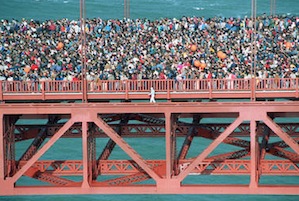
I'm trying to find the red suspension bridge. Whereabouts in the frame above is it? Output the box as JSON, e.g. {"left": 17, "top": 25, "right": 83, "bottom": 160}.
{"left": 3, "top": 0, "right": 299, "bottom": 197}
{"left": 0, "top": 77, "right": 299, "bottom": 195}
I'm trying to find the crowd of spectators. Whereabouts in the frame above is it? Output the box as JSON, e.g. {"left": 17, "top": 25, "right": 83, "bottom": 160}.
{"left": 0, "top": 14, "right": 299, "bottom": 84}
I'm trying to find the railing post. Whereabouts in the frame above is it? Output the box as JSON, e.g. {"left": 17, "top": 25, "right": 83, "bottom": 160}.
{"left": 167, "top": 79, "right": 170, "bottom": 101}
{"left": 42, "top": 81, "right": 45, "bottom": 101}
{"left": 125, "top": 80, "right": 129, "bottom": 100}
{"left": 0, "top": 81, "right": 2, "bottom": 101}
{"left": 81, "top": 80, "right": 85, "bottom": 103}
{"left": 0, "top": 80, "right": 3, "bottom": 101}
{"left": 84, "top": 79, "right": 88, "bottom": 103}
{"left": 251, "top": 78, "right": 256, "bottom": 101}
{"left": 251, "top": 78, "right": 253, "bottom": 101}
{"left": 209, "top": 79, "right": 212, "bottom": 99}
{"left": 296, "top": 78, "right": 298, "bottom": 99}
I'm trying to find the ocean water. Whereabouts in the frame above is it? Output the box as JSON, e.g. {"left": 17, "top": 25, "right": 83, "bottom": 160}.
{"left": 1, "top": 0, "right": 299, "bottom": 200}
{"left": 1, "top": 0, "right": 299, "bottom": 21}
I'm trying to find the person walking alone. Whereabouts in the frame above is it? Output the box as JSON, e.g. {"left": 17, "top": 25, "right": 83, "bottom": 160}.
{"left": 149, "top": 87, "right": 156, "bottom": 103}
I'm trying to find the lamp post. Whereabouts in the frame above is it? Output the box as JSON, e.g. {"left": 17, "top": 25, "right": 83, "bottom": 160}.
{"left": 124, "top": 0, "right": 130, "bottom": 19}
{"left": 80, "top": 0, "right": 87, "bottom": 102}
{"left": 251, "top": 0, "right": 257, "bottom": 77}
{"left": 270, "top": 0, "right": 276, "bottom": 16}
{"left": 251, "top": 0, "right": 257, "bottom": 101}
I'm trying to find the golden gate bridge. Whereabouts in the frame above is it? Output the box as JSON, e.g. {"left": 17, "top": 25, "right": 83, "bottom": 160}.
{"left": 2, "top": 0, "right": 299, "bottom": 197}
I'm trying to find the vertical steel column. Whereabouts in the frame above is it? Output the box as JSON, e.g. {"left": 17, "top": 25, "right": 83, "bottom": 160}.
{"left": 88, "top": 124, "right": 97, "bottom": 181}
{"left": 161, "top": 112, "right": 180, "bottom": 190}
{"left": 171, "top": 115, "right": 178, "bottom": 176}
{"left": 0, "top": 114, "right": 13, "bottom": 194}
{"left": 82, "top": 121, "right": 89, "bottom": 187}
{"left": 0, "top": 113, "right": 4, "bottom": 182}
{"left": 3, "top": 116, "right": 18, "bottom": 178}
{"left": 165, "top": 112, "right": 172, "bottom": 179}
{"left": 3, "top": 116, "right": 8, "bottom": 179}
{"left": 250, "top": 120, "right": 259, "bottom": 188}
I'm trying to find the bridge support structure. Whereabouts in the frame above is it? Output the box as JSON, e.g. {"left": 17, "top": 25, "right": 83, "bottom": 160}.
{"left": 0, "top": 102, "right": 299, "bottom": 195}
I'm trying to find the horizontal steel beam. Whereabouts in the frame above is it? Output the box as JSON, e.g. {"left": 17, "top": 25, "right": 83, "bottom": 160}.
{"left": 18, "top": 160, "right": 299, "bottom": 176}
{"left": 2, "top": 102, "right": 299, "bottom": 115}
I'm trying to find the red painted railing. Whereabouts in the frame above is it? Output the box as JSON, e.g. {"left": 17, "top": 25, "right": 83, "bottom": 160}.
{"left": 0, "top": 78, "right": 298, "bottom": 102}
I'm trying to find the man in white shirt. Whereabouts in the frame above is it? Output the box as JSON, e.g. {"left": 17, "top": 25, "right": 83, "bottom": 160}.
{"left": 149, "top": 87, "right": 156, "bottom": 103}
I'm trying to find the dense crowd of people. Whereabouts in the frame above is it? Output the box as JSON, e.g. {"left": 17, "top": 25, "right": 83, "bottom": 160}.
{"left": 0, "top": 14, "right": 299, "bottom": 84}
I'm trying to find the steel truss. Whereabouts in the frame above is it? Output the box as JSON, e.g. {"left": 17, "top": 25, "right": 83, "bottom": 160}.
{"left": 1, "top": 102, "right": 299, "bottom": 195}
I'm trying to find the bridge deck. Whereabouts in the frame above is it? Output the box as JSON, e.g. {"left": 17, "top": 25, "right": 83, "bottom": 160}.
{"left": 1, "top": 78, "right": 299, "bottom": 102}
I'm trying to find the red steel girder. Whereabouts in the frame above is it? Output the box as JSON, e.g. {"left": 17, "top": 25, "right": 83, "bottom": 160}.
{"left": 99, "top": 172, "right": 151, "bottom": 186}
{"left": 3, "top": 116, "right": 19, "bottom": 178}
{"left": 260, "top": 124, "right": 271, "bottom": 160}
{"left": 178, "top": 115, "right": 201, "bottom": 160}
{"left": 264, "top": 116, "right": 299, "bottom": 156}
{"left": 14, "top": 123, "right": 299, "bottom": 141}
{"left": 179, "top": 159, "right": 251, "bottom": 175}
{"left": 96, "top": 115, "right": 130, "bottom": 180}
{"left": 15, "top": 116, "right": 75, "bottom": 187}
{"left": 9, "top": 118, "right": 75, "bottom": 185}
{"left": 93, "top": 116, "right": 161, "bottom": 182}
{"left": 1, "top": 102, "right": 299, "bottom": 196}
{"left": 22, "top": 159, "right": 299, "bottom": 176}
{"left": 198, "top": 127, "right": 250, "bottom": 148}
{"left": 261, "top": 160, "right": 299, "bottom": 175}
{"left": 97, "top": 114, "right": 130, "bottom": 161}
{"left": 174, "top": 116, "right": 245, "bottom": 182}
{"left": 269, "top": 137, "right": 299, "bottom": 149}
{"left": 132, "top": 113, "right": 165, "bottom": 124}
{"left": 268, "top": 146, "right": 299, "bottom": 162}
{"left": 207, "top": 149, "right": 250, "bottom": 161}
{"left": 98, "top": 161, "right": 166, "bottom": 186}
{"left": 179, "top": 160, "right": 299, "bottom": 175}
{"left": 18, "top": 127, "right": 48, "bottom": 162}
{"left": 18, "top": 160, "right": 83, "bottom": 176}
{"left": 24, "top": 166, "right": 75, "bottom": 186}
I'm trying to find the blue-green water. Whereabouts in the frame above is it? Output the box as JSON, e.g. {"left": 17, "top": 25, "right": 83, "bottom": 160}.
{"left": 1, "top": 0, "right": 299, "bottom": 200}
{"left": 1, "top": 0, "right": 299, "bottom": 21}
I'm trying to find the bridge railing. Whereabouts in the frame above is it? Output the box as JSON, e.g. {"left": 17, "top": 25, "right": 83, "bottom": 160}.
{"left": 0, "top": 78, "right": 298, "bottom": 101}
{"left": 88, "top": 79, "right": 254, "bottom": 92}
{"left": 1, "top": 80, "right": 83, "bottom": 93}
{"left": 255, "top": 78, "right": 298, "bottom": 91}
